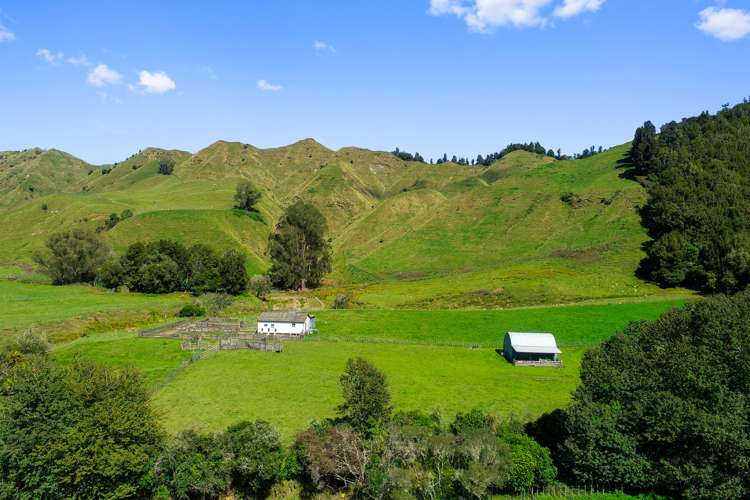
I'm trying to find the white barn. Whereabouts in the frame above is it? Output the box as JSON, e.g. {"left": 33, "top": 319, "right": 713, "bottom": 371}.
{"left": 256, "top": 312, "right": 315, "bottom": 336}
{"left": 503, "top": 332, "right": 562, "bottom": 364}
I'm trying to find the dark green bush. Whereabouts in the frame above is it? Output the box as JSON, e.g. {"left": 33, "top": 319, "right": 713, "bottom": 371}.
{"left": 177, "top": 303, "right": 206, "bottom": 317}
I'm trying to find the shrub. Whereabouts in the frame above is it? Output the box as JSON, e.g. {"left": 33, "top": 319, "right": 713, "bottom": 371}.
{"left": 203, "top": 293, "right": 234, "bottom": 315}
{"left": 249, "top": 274, "right": 272, "bottom": 300}
{"left": 177, "top": 303, "right": 206, "bottom": 318}
{"left": 158, "top": 160, "right": 174, "bottom": 175}
{"left": 33, "top": 229, "right": 109, "bottom": 285}
{"left": 333, "top": 293, "right": 349, "bottom": 309}
{"left": 96, "top": 258, "right": 125, "bottom": 290}
{"left": 295, "top": 424, "right": 368, "bottom": 492}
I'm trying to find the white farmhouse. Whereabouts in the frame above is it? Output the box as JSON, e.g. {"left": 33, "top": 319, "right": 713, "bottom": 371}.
{"left": 256, "top": 312, "right": 316, "bottom": 336}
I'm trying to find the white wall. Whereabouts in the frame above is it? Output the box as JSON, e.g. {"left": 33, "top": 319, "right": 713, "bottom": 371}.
{"left": 257, "top": 320, "right": 308, "bottom": 335}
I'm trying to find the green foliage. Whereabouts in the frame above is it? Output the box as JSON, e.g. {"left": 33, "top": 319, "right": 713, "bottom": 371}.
{"left": 153, "top": 430, "right": 230, "bottom": 499}
{"left": 0, "top": 358, "right": 164, "bottom": 499}
{"left": 177, "top": 303, "right": 206, "bottom": 317}
{"left": 268, "top": 201, "right": 332, "bottom": 290}
{"left": 223, "top": 420, "right": 295, "bottom": 498}
{"left": 337, "top": 357, "right": 392, "bottom": 433}
{"left": 158, "top": 159, "right": 174, "bottom": 175}
{"left": 233, "top": 180, "right": 262, "bottom": 212}
{"left": 249, "top": 274, "right": 272, "bottom": 300}
{"left": 638, "top": 101, "right": 750, "bottom": 293}
{"left": 560, "top": 291, "right": 750, "bottom": 498}
{"left": 33, "top": 229, "right": 109, "bottom": 285}
{"left": 202, "top": 292, "right": 234, "bottom": 315}
{"left": 96, "top": 258, "right": 125, "bottom": 289}
{"left": 333, "top": 293, "right": 349, "bottom": 309}
{"left": 104, "top": 240, "right": 247, "bottom": 295}
{"left": 630, "top": 121, "right": 657, "bottom": 176}
{"left": 218, "top": 249, "right": 248, "bottom": 295}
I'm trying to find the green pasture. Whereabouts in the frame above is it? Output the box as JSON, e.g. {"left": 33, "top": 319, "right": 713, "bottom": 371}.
{"left": 55, "top": 298, "right": 689, "bottom": 440}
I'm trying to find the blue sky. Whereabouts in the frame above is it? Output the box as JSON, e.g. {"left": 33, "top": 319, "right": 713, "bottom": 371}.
{"left": 1, "top": 0, "right": 749, "bottom": 164}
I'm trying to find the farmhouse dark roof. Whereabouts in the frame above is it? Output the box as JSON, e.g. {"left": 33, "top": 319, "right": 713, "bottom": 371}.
{"left": 257, "top": 312, "right": 309, "bottom": 323}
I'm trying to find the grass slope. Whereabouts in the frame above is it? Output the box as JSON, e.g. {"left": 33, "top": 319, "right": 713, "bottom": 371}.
{"left": 0, "top": 140, "right": 685, "bottom": 308}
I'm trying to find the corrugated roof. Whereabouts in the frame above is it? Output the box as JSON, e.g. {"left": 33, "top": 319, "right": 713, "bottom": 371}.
{"left": 257, "top": 312, "right": 309, "bottom": 323}
{"left": 506, "top": 332, "right": 561, "bottom": 354}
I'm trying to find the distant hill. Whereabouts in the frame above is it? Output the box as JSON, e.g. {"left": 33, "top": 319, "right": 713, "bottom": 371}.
{"left": 0, "top": 139, "right": 684, "bottom": 307}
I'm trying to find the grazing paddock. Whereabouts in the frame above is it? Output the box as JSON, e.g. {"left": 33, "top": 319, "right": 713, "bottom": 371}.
{"left": 55, "top": 298, "right": 688, "bottom": 440}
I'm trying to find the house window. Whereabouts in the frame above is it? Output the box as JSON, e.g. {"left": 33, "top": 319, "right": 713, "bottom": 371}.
{"left": 292, "top": 323, "right": 296, "bottom": 327}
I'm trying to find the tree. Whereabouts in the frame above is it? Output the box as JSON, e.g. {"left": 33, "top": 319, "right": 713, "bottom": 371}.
{"left": 33, "top": 229, "right": 109, "bottom": 285}
{"left": 218, "top": 249, "right": 248, "bottom": 295}
{"left": 130, "top": 252, "right": 180, "bottom": 294}
{"left": 0, "top": 358, "right": 165, "bottom": 499}
{"left": 268, "top": 201, "right": 332, "bottom": 290}
{"left": 223, "top": 420, "right": 292, "bottom": 498}
{"left": 337, "top": 358, "right": 391, "bottom": 433}
{"left": 153, "top": 430, "right": 230, "bottom": 499}
{"left": 630, "top": 120, "right": 658, "bottom": 176}
{"left": 560, "top": 291, "right": 750, "bottom": 498}
{"left": 295, "top": 424, "right": 369, "bottom": 493}
{"left": 249, "top": 274, "right": 272, "bottom": 300}
{"left": 158, "top": 160, "right": 174, "bottom": 175}
{"left": 234, "top": 181, "right": 262, "bottom": 212}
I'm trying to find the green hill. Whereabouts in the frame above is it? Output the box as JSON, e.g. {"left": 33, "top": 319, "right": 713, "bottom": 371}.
{"left": 0, "top": 140, "right": 686, "bottom": 308}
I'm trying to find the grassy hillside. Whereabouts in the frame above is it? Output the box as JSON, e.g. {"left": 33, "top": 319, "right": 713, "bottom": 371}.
{"left": 0, "top": 141, "right": 685, "bottom": 307}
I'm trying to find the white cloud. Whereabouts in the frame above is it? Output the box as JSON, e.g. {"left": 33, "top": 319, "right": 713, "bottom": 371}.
{"left": 0, "top": 24, "right": 14, "bottom": 42}
{"left": 697, "top": 6, "right": 750, "bottom": 41}
{"left": 137, "top": 70, "right": 176, "bottom": 94}
{"left": 314, "top": 40, "right": 336, "bottom": 53}
{"left": 66, "top": 55, "right": 92, "bottom": 67}
{"left": 87, "top": 64, "right": 122, "bottom": 87}
{"left": 36, "top": 48, "right": 63, "bottom": 64}
{"left": 430, "top": 0, "right": 554, "bottom": 31}
{"left": 553, "top": 0, "right": 605, "bottom": 18}
{"left": 430, "top": 0, "right": 607, "bottom": 30}
{"left": 257, "top": 79, "right": 282, "bottom": 92}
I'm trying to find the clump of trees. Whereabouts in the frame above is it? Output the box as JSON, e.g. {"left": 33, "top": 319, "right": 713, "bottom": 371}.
{"left": 33, "top": 229, "right": 109, "bottom": 285}
{"left": 0, "top": 347, "right": 164, "bottom": 499}
{"left": 539, "top": 291, "right": 750, "bottom": 498}
{"left": 158, "top": 159, "right": 175, "bottom": 175}
{"left": 294, "top": 358, "right": 557, "bottom": 498}
{"left": 268, "top": 201, "right": 332, "bottom": 290}
{"left": 98, "top": 240, "right": 248, "bottom": 295}
{"left": 234, "top": 181, "right": 261, "bottom": 212}
{"left": 391, "top": 148, "right": 425, "bottom": 163}
{"left": 634, "top": 100, "right": 750, "bottom": 293}
{"left": 98, "top": 208, "right": 133, "bottom": 232}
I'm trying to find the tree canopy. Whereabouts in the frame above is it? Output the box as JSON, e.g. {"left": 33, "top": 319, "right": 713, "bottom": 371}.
{"left": 233, "top": 181, "right": 261, "bottom": 212}
{"left": 559, "top": 291, "right": 750, "bottom": 498}
{"left": 636, "top": 100, "right": 750, "bottom": 293}
{"left": 267, "top": 201, "right": 332, "bottom": 290}
{"left": 33, "top": 229, "right": 109, "bottom": 285}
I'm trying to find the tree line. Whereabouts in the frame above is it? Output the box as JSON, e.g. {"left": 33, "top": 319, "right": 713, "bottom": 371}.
{"left": 33, "top": 181, "right": 333, "bottom": 295}
{"left": 393, "top": 142, "right": 606, "bottom": 166}
{"left": 631, "top": 99, "right": 750, "bottom": 293}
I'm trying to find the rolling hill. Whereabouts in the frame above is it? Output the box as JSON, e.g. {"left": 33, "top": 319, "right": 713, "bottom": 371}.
{"left": 0, "top": 140, "right": 685, "bottom": 308}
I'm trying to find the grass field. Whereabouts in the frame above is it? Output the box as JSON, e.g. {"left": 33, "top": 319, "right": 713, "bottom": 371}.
{"left": 0, "top": 279, "right": 185, "bottom": 340}
{"left": 55, "top": 298, "right": 688, "bottom": 440}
